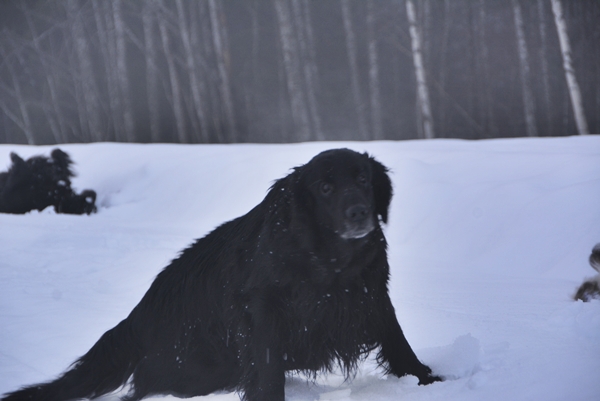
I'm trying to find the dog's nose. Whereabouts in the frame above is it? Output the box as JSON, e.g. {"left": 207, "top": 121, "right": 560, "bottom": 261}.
{"left": 345, "top": 204, "right": 369, "bottom": 222}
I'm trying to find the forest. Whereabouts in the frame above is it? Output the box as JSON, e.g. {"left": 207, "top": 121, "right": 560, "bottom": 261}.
{"left": 0, "top": 0, "right": 598, "bottom": 144}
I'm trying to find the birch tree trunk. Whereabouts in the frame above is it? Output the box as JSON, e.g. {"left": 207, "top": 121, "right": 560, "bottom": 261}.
{"left": 406, "top": 0, "right": 435, "bottom": 139}
{"left": 300, "top": 0, "right": 322, "bottom": 138}
{"left": 276, "top": 24, "right": 291, "bottom": 141}
{"left": 291, "top": 0, "right": 322, "bottom": 139}
{"left": 67, "top": 0, "right": 103, "bottom": 142}
{"left": 190, "top": 1, "right": 214, "bottom": 142}
{"left": 176, "top": 0, "right": 209, "bottom": 142}
{"left": 421, "top": 0, "right": 432, "bottom": 69}
{"left": 478, "top": 0, "right": 497, "bottom": 137}
{"left": 91, "top": 0, "right": 118, "bottom": 142}
{"left": 341, "top": 0, "right": 368, "bottom": 139}
{"left": 142, "top": 0, "right": 161, "bottom": 142}
{"left": 197, "top": 1, "right": 223, "bottom": 142}
{"left": 366, "top": 0, "right": 383, "bottom": 140}
{"left": 245, "top": 1, "right": 260, "bottom": 140}
{"left": 274, "top": 0, "right": 311, "bottom": 141}
{"left": 208, "top": 0, "right": 237, "bottom": 142}
{"left": 537, "top": 0, "right": 552, "bottom": 135}
{"left": 438, "top": 0, "right": 451, "bottom": 137}
{"left": 512, "top": 0, "right": 538, "bottom": 137}
{"left": 550, "top": 0, "right": 589, "bottom": 135}
{"left": 112, "top": 0, "right": 136, "bottom": 142}
{"left": 157, "top": 1, "right": 188, "bottom": 143}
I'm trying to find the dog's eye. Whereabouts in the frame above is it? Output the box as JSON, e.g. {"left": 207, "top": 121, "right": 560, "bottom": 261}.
{"left": 357, "top": 173, "right": 368, "bottom": 185}
{"left": 320, "top": 182, "right": 333, "bottom": 196}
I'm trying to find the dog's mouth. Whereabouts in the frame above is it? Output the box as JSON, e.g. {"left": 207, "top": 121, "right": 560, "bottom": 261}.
{"left": 339, "top": 219, "right": 375, "bottom": 240}
{"left": 336, "top": 202, "right": 375, "bottom": 239}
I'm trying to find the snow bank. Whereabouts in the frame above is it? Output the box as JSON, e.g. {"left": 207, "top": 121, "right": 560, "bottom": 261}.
{"left": 1, "top": 137, "right": 599, "bottom": 401}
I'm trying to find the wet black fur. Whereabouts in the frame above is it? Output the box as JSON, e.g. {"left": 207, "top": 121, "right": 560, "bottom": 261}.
{"left": 2, "top": 149, "right": 440, "bottom": 401}
{"left": 0, "top": 148, "right": 96, "bottom": 215}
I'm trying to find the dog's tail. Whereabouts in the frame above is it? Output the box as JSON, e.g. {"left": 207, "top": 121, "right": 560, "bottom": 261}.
{"left": 2, "top": 320, "right": 140, "bottom": 401}
{"left": 590, "top": 243, "right": 600, "bottom": 273}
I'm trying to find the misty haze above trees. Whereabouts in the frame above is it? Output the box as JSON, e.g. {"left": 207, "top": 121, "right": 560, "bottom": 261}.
{"left": 0, "top": 0, "right": 598, "bottom": 145}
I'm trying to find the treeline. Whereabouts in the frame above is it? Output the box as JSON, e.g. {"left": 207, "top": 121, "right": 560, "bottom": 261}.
{"left": 0, "top": 0, "right": 598, "bottom": 144}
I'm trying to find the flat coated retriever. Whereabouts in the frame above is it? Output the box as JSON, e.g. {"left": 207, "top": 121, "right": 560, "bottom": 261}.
{"left": 2, "top": 149, "right": 440, "bottom": 401}
{"left": 0, "top": 148, "right": 96, "bottom": 215}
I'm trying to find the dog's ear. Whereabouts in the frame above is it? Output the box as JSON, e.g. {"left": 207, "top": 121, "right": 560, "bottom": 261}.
{"left": 10, "top": 152, "right": 25, "bottom": 166}
{"left": 51, "top": 148, "right": 74, "bottom": 176}
{"left": 274, "top": 166, "right": 312, "bottom": 210}
{"left": 369, "top": 155, "right": 392, "bottom": 224}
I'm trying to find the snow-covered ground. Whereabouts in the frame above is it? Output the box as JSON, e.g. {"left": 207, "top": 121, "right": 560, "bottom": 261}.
{"left": 1, "top": 137, "right": 599, "bottom": 401}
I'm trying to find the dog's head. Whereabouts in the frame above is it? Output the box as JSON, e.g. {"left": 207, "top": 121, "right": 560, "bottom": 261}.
{"left": 293, "top": 149, "right": 392, "bottom": 240}
{"left": 57, "top": 189, "right": 97, "bottom": 215}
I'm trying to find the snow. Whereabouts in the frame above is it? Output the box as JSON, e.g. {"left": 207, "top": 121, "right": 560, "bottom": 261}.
{"left": 1, "top": 136, "right": 599, "bottom": 401}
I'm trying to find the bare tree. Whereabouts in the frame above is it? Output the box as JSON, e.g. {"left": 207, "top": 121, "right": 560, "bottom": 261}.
{"left": 274, "top": 0, "right": 311, "bottom": 141}
{"left": 197, "top": 1, "right": 224, "bottom": 142}
{"left": 550, "top": 0, "right": 589, "bottom": 135}
{"left": 92, "top": 0, "right": 119, "bottom": 141}
{"left": 21, "top": 7, "right": 66, "bottom": 143}
{"left": 208, "top": 0, "right": 237, "bottom": 142}
{"left": 187, "top": 2, "right": 216, "bottom": 142}
{"left": 537, "top": 0, "right": 552, "bottom": 135}
{"left": 0, "top": 42, "right": 35, "bottom": 144}
{"left": 341, "top": 0, "right": 368, "bottom": 139}
{"left": 276, "top": 19, "right": 292, "bottom": 141}
{"left": 1, "top": 1, "right": 598, "bottom": 144}
{"left": 366, "top": 0, "right": 383, "bottom": 140}
{"left": 420, "top": 0, "right": 432, "bottom": 69}
{"left": 142, "top": 0, "right": 161, "bottom": 142}
{"left": 157, "top": 1, "right": 188, "bottom": 143}
{"left": 67, "top": 0, "right": 103, "bottom": 141}
{"left": 243, "top": 0, "right": 261, "bottom": 140}
{"left": 176, "top": 0, "right": 209, "bottom": 142}
{"left": 477, "top": 0, "right": 497, "bottom": 137}
{"left": 300, "top": 0, "right": 320, "bottom": 133}
{"left": 511, "top": 0, "right": 538, "bottom": 137}
{"left": 406, "top": 0, "right": 435, "bottom": 139}
{"left": 438, "top": 0, "right": 452, "bottom": 137}
{"left": 112, "top": 0, "right": 136, "bottom": 142}
{"left": 291, "top": 0, "right": 322, "bottom": 139}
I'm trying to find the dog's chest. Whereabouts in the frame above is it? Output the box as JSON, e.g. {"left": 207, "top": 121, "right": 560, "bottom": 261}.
{"left": 279, "top": 280, "right": 379, "bottom": 368}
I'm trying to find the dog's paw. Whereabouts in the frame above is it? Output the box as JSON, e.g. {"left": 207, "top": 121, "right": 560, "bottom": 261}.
{"left": 414, "top": 363, "right": 443, "bottom": 385}
{"left": 417, "top": 372, "right": 443, "bottom": 385}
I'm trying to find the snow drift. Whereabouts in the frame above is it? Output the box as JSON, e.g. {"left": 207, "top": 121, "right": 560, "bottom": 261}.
{"left": 1, "top": 136, "right": 599, "bottom": 401}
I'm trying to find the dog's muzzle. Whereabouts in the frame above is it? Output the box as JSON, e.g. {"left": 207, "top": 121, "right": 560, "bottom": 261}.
{"left": 339, "top": 203, "right": 375, "bottom": 239}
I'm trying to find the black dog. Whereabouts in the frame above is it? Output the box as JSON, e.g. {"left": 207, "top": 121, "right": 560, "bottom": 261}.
{"left": 0, "top": 148, "right": 96, "bottom": 215}
{"left": 2, "top": 149, "right": 440, "bottom": 401}
{"left": 574, "top": 243, "right": 600, "bottom": 302}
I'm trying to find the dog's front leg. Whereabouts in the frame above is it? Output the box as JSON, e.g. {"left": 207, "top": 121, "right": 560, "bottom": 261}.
{"left": 241, "top": 294, "right": 286, "bottom": 401}
{"left": 376, "top": 295, "right": 442, "bottom": 385}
